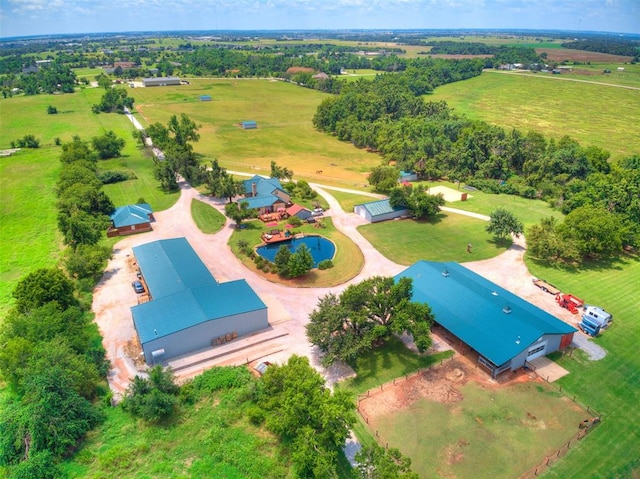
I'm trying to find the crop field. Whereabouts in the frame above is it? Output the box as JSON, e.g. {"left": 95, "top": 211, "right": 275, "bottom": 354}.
{"left": 133, "top": 78, "right": 381, "bottom": 188}
{"left": 429, "top": 71, "right": 640, "bottom": 160}
{"left": 535, "top": 47, "right": 634, "bottom": 64}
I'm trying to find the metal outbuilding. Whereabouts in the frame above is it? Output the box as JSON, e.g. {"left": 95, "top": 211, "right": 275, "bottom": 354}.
{"left": 396, "top": 261, "right": 576, "bottom": 378}
{"left": 131, "top": 238, "right": 268, "bottom": 364}
{"left": 354, "top": 198, "right": 409, "bottom": 223}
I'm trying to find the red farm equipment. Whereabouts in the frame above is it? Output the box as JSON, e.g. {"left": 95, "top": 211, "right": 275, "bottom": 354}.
{"left": 556, "top": 293, "right": 584, "bottom": 314}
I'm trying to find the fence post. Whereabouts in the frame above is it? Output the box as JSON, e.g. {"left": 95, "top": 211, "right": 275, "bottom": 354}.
{"left": 559, "top": 385, "right": 563, "bottom": 392}
{"left": 376, "top": 430, "right": 379, "bottom": 438}
{"left": 567, "top": 441, "right": 571, "bottom": 449}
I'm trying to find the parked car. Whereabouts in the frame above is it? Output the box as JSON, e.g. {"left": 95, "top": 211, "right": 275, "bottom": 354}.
{"left": 132, "top": 280, "right": 145, "bottom": 293}
{"left": 312, "top": 208, "right": 324, "bottom": 217}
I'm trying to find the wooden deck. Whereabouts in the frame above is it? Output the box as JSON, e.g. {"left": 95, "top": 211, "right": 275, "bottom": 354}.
{"left": 261, "top": 230, "right": 293, "bottom": 244}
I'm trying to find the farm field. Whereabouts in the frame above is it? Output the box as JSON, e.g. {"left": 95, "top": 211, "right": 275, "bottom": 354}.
{"left": 535, "top": 47, "right": 634, "bottom": 64}
{"left": 526, "top": 255, "right": 640, "bottom": 477}
{"left": 133, "top": 78, "right": 380, "bottom": 189}
{"left": 429, "top": 71, "right": 640, "bottom": 160}
{"left": 358, "top": 212, "right": 508, "bottom": 265}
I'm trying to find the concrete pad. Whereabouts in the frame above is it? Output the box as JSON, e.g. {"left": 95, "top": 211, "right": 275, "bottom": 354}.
{"left": 261, "top": 293, "right": 292, "bottom": 325}
{"left": 427, "top": 185, "right": 472, "bottom": 202}
{"left": 528, "top": 356, "right": 570, "bottom": 382}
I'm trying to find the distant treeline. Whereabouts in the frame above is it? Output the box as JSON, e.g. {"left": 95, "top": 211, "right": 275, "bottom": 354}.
{"left": 313, "top": 74, "right": 640, "bottom": 252}
{"left": 561, "top": 40, "right": 640, "bottom": 59}
{"left": 427, "top": 42, "right": 543, "bottom": 66}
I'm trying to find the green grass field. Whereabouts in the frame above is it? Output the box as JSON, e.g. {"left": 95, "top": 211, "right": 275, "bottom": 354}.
{"left": 358, "top": 213, "right": 508, "bottom": 265}
{"left": 190, "top": 199, "right": 226, "bottom": 234}
{"left": 0, "top": 88, "right": 179, "bottom": 315}
{"left": 525, "top": 255, "right": 640, "bottom": 477}
{"left": 373, "top": 381, "right": 586, "bottom": 479}
{"left": 432, "top": 182, "right": 565, "bottom": 228}
{"left": 325, "top": 190, "right": 380, "bottom": 214}
{"left": 229, "top": 217, "right": 364, "bottom": 287}
{"left": 60, "top": 387, "right": 290, "bottom": 479}
{"left": 132, "top": 79, "right": 381, "bottom": 188}
{"left": 429, "top": 71, "right": 640, "bottom": 160}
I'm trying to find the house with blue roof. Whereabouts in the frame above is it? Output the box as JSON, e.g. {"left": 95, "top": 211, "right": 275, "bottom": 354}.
{"left": 396, "top": 261, "right": 576, "bottom": 378}
{"left": 131, "top": 238, "right": 268, "bottom": 364}
{"left": 108, "top": 203, "right": 154, "bottom": 237}
{"left": 239, "top": 175, "right": 291, "bottom": 215}
{"left": 354, "top": 198, "right": 410, "bottom": 223}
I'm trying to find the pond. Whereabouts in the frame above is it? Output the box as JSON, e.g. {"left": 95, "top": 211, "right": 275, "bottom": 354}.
{"left": 256, "top": 235, "right": 336, "bottom": 268}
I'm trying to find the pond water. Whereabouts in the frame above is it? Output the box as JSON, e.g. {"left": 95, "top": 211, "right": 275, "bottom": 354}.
{"left": 256, "top": 236, "right": 336, "bottom": 268}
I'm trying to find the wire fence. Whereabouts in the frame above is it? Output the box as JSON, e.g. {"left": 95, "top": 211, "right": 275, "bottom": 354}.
{"left": 355, "top": 351, "right": 603, "bottom": 477}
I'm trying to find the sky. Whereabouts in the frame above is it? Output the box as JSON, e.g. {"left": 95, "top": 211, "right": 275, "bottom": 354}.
{"left": 0, "top": 0, "right": 639, "bottom": 39}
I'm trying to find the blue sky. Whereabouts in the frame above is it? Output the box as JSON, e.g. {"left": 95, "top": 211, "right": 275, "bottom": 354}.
{"left": 1, "top": 0, "right": 638, "bottom": 38}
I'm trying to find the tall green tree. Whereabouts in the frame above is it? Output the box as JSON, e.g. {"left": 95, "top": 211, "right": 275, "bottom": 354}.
{"left": 12, "top": 268, "right": 77, "bottom": 314}
{"left": 307, "top": 277, "right": 434, "bottom": 366}
{"left": 121, "top": 366, "right": 180, "bottom": 423}
{"left": 355, "top": 443, "right": 419, "bottom": 479}
{"left": 258, "top": 355, "right": 355, "bottom": 478}
{"left": 287, "top": 244, "right": 314, "bottom": 278}
{"left": 91, "top": 130, "right": 125, "bottom": 159}
{"left": 486, "top": 208, "right": 524, "bottom": 242}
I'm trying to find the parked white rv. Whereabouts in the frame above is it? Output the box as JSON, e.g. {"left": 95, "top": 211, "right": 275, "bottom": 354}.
{"left": 582, "top": 306, "right": 613, "bottom": 328}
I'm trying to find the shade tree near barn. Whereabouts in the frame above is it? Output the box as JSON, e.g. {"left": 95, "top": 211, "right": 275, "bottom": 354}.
{"left": 307, "top": 276, "right": 434, "bottom": 366}
{"left": 485, "top": 208, "right": 524, "bottom": 243}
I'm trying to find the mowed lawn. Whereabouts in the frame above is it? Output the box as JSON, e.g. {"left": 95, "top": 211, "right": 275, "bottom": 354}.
{"left": 429, "top": 71, "right": 640, "bottom": 161}
{"left": 358, "top": 213, "right": 508, "bottom": 265}
{"left": 526, "top": 255, "right": 640, "bottom": 478}
{"left": 373, "top": 381, "right": 586, "bottom": 479}
{"left": 132, "top": 78, "right": 381, "bottom": 188}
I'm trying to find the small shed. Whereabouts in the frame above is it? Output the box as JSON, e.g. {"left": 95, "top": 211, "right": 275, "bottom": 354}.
{"left": 399, "top": 170, "right": 418, "bottom": 182}
{"left": 242, "top": 121, "right": 257, "bottom": 130}
{"left": 354, "top": 198, "right": 409, "bottom": 223}
{"left": 108, "top": 203, "right": 154, "bottom": 237}
{"left": 200, "top": 95, "right": 212, "bottom": 101}
{"left": 286, "top": 204, "right": 312, "bottom": 220}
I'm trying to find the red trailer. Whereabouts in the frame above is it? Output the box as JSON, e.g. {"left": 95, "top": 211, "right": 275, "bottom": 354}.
{"left": 556, "top": 293, "right": 584, "bottom": 314}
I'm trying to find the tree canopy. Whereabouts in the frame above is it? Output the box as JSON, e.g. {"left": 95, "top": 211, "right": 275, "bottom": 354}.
{"left": 485, "top": 208, "right": 524, "bottom": 242}
{"left": 257, "top": 355, "right": 355, "bottom": 478}
{"left": 307, "top": 276, "right": 434, "bottom": 366}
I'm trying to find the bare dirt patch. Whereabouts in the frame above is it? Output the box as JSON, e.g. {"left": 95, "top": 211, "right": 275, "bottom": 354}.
{"left": 428, "top": 185, "right": 472, "bottom": 202}
{"left": 535, "top": 48, "right": 633, "bottom": 63}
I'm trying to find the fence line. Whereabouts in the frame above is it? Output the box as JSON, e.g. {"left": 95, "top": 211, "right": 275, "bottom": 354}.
{"left": 356, "top": 349, "right": 603, "bottom": 473}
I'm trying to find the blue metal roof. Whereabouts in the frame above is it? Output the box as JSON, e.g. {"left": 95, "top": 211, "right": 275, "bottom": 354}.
{"left": 110, "top": 204, "right": 153, "bottom": 228}
{"left": 242, "top": 176, "right": 284, "bottom": 196}
{"left": 131, "top": 238, "right": 267, "bottom": 344}
{"left": 396, "top": 261, "right": 576, "bottom": 366}
{"left": 240, "top": 195, "right": 283, "bottom": 209}
{"left": 131, "top": 281, "right": 266, "bottom": 344}
{"left": 132, "top": 239, "right": 214, "bottom": 299}
{"left": 355, "top": 198, "right": 408, "bottom": 218}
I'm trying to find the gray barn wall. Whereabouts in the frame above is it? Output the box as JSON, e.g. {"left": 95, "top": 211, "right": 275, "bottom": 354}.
{"left": 510, "top": 334, "right": 563, "bottom": 370}
{"left": 141, "top": 308, "right": 268, "bottom": 363}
